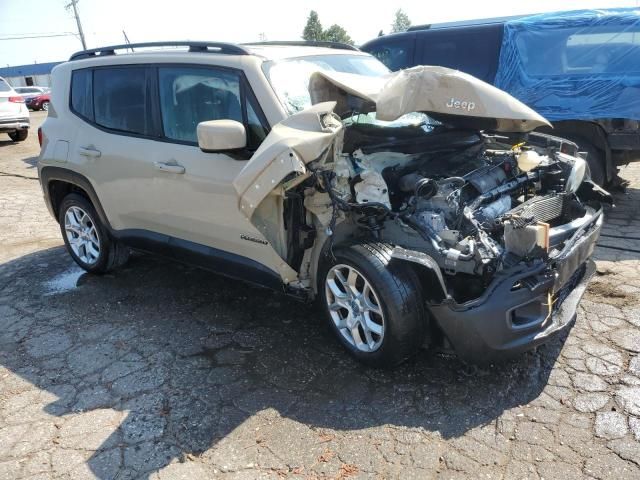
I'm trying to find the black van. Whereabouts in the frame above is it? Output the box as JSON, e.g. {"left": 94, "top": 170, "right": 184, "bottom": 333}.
{"left": 361, "top": 9, "right": 640, "bottom": 186}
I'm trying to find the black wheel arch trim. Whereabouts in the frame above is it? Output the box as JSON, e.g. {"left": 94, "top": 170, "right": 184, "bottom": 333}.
{"left": 40, "top": 166, "right": 113, "bottom": 230}
{"left": 389, "top": 246, "right": 448, "bottom": 301}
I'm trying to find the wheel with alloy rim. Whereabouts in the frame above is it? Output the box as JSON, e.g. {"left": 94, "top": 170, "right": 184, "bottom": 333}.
{"left": 64, "top": 206, "right": 101, "bottom": 265}
{"left": 58, "top": 193, "right": 130, "bottom": 273}
{"left": 320, "top": 243, "right": 427, "bottom": 367}
{"left": 42, "top": 101, "right": 49, "bottom": 111}
{"left": 325, "top": 264, "right": 385, "bottom": 353}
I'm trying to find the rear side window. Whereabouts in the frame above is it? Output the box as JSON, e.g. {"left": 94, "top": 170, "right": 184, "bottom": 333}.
{"left": 70, "top": 69, "right": 94, "bottom": 120}
{"left": 0, "top": 79, "right": 11, "bottom": 92}
{"left": 94, "top": 67, "right": 149, "bottom": 135}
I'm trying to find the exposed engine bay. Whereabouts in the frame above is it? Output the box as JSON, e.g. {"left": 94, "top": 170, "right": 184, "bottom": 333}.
{"left": 287, "top": 117, "right": 611, "bottom": 302}
{"left": 233, "top": 67, "right": 611, "bottom": 305}
{"left": 230, "top": 66, "right": 611, "bottom": 362}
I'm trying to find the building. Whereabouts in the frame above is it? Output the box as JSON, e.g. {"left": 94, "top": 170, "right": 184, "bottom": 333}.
{"left": 0, "top": 62, "right": 63, "bottom": 88}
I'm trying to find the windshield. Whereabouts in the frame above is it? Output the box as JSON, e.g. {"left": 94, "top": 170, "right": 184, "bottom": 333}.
{"left": 263, "top": 54, "right": 389, "bottom": 114}
{"left": 344, "top": 111, "right": 438, "bottom": 131}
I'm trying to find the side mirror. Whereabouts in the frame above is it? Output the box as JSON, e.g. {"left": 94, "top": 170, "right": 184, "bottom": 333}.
{"left": 197, "top": 120, "right": 246, "bottom": 152}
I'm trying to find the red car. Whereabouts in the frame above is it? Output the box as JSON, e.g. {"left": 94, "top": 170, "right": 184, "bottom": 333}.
{"left": 26, "top": 92, "right": 51, "bottom": 111}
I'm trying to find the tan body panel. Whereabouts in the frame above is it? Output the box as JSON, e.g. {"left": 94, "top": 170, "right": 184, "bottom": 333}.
{"left": 38, "top": 52, "right": 297, "bottom": 283}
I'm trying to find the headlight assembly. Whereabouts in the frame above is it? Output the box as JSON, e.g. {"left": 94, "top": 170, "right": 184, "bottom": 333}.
{"left": 565, "top": 156, "right": 587, "bottom": 193}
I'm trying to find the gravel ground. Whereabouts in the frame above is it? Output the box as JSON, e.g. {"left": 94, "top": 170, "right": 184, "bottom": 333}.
{"left": 0, "top": 111, "right": 639, "bottom": 479}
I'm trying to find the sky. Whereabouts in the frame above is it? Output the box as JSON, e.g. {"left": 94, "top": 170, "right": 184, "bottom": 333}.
{"left": 1, "top": 0, "right": 639, "bottom": 67}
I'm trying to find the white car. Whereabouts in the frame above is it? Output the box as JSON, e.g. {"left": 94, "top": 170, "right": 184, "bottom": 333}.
{"left": 0, "top": 77, "right": 30, "bottom": 141}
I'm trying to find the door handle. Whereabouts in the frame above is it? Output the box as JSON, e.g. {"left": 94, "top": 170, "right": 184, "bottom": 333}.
{"left": 78, "top": 146, "right": 101, "bottom": 158}
{"left": 154, "top": 161, "right": 185, "bottom": 174}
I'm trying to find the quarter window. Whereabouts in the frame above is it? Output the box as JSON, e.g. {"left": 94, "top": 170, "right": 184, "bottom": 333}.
{"left": 246, "top": 94, "right": 268, "bottom": 147}
{"left": 70, "top": 69, "right": 94, "bottom": 120}
{"left": 93, "top": 67, "right": 149, "bottom": 135}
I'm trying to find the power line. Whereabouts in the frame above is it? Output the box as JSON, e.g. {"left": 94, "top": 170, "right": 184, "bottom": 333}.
{"left": 0, "top": 33, "right": 77, "bottom": 41}
{"left": 0, "top": 31, "right": 73, "bottom": 37}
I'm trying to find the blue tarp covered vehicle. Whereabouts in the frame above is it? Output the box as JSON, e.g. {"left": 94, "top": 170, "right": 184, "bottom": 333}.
{"left": 362, "top": 8, "right": 640, "bottom": 185}
{"left": 494, "top": 9, "right": 640, "bottom": 121}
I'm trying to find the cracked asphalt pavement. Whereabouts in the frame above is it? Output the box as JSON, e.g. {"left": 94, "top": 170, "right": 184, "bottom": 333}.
{"left": 1, "top": 111, "right": 639, "bottom": 479}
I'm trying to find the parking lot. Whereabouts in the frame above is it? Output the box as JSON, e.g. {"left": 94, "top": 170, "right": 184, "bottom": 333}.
{"left": 0, "top": 111, "right": 639, "bottom": 479}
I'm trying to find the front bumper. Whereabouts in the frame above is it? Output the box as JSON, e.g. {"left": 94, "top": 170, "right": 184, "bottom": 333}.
{"left": 430, "top": 208, "right": 602, "bottom": 363}
{"left": 0, "top": 117, "right": 30, "bottom": 133}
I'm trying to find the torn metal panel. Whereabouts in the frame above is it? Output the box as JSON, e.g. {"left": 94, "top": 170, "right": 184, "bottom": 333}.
{"left": 233, "top": 101, "right": 342, "bottom": 219}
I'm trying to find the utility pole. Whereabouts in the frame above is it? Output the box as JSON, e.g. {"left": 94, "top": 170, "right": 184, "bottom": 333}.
{"left": 65, "top": 0, "right": 87, "bottom": 50}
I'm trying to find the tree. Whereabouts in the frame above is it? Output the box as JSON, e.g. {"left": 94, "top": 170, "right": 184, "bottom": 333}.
{"left": 302, "top": 11, "right": 355, "bottom": 45}
{"left": 391, "top": 9, "right": 412, "bottom": 33}
{"left": 323, "top": 24, "right": 354, "bottom": 45}
{"left": 303, "top": 10, "right": 324, "bottom": 41}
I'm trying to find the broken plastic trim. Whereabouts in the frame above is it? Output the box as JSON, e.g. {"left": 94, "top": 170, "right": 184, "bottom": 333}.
{"left": 390, "top": 246, "right": 449, "bottom": 300}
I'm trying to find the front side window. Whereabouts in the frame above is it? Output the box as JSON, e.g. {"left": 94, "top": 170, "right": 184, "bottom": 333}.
{"left": 0, "top": 79, "right": 11, "bottom": 92}
{"left": 94, "top": 67, "right": 149, "bottom": 135}
{"left": 158, "top": 67, "right": 244, "bottom": 144}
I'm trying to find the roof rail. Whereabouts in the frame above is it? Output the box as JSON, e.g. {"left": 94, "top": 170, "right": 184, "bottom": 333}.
{"left": 243, "top": 41, "right": 360, "bottom": 52}
{"left": 408, "top": 15, "right": 527, "bottom": 31}
{"left": 69, "top": 41, "right": 250, "bottom": 61}
{"left": 407, "top": 24, "right": 432, "bottom": 31}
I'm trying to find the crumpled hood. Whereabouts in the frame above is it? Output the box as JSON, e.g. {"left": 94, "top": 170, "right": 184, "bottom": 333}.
{"left": 309, "top": 65, "right": 551, "bottom": 133}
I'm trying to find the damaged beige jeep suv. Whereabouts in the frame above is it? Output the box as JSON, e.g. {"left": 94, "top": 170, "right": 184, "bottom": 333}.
{"left": 38, "top": 41, "right": 610, "bottom": 367}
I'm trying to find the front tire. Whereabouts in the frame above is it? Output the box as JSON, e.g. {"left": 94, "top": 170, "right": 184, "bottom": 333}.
{"left": 319, "top": 243, "right": 427, "bottom": 367}
{"left": 58, "top": 193, "right": 129, "bottom": 274}
{"left": 41, "top": 101, "right": 50, "bottom": 112}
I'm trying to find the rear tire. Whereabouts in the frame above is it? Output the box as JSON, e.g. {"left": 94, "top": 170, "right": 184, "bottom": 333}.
{"left": 319, "top": 243, "right": 427, "bottom": 367}
{"left": 42, "top": 101, "right": 50, "bottom": 111}
{"left": 8, "top": 130, "right": 28, "bottom": 142}
{"left": 58, "top": 193, "right": 129, "bottom": 274}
